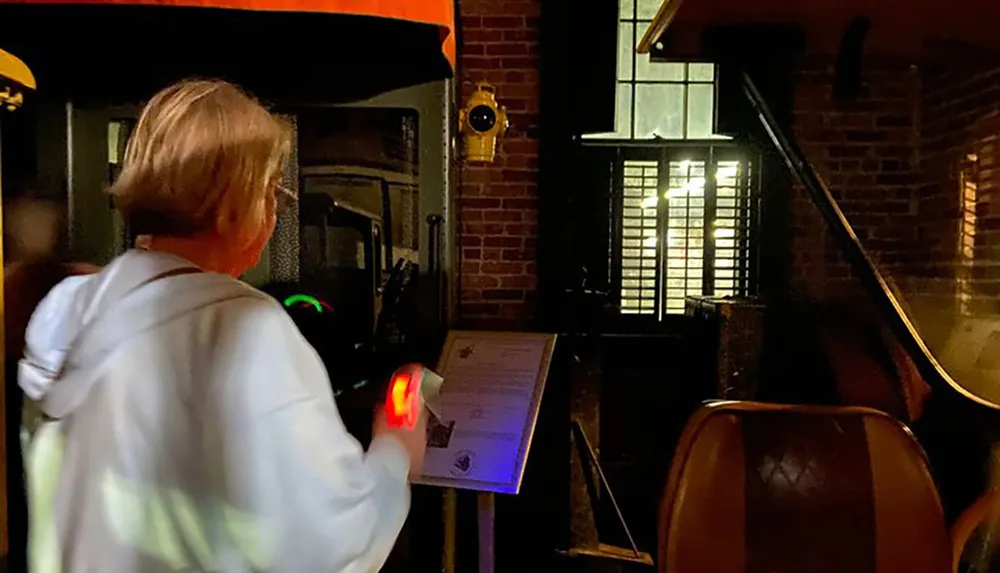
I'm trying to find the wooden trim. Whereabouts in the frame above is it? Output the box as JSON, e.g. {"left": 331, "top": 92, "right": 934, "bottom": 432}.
{"left": 636, "top": 0, "right": 685, "bottom": 55}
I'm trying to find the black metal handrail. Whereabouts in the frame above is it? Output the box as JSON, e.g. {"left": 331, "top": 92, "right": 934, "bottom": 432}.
{"left": 740, "top": 71, "right": 1000, "bottom": 414}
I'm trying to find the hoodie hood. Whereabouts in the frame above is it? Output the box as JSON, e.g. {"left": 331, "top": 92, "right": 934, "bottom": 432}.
{"left": 19, "top": 250, "right": 266, "bottom": 419}
{"left": 19, "top": 273, "right": 91, "bottom": 402}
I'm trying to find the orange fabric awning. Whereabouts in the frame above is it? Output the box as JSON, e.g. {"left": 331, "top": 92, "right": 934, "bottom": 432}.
{"left": 0, "top": 0, "right": 454, "bottom": 67}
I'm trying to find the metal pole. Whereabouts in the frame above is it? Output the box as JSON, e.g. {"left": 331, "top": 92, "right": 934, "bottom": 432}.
{"left": 477, "top": 492, "right": 495, "bottom": 573}
{"left": 427, "top": 214, "right": 444, "bottom": 329}
{"left": 442, "top": 487, "right": 458, "bottom": 573}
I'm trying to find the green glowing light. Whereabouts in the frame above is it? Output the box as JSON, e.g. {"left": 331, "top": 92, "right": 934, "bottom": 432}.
{"left": 283, "top": 294, "right": 323, "bottom": 313}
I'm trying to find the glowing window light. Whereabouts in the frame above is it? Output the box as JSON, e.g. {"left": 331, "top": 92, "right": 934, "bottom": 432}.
{"left": 958, "top": 153, "right": 979, "bottom": 316}
{"left": 716, "top": 166, "right": 738, "bottom": 179}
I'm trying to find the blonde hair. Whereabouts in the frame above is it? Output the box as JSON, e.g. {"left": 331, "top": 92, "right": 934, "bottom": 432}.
{"left": 111, "top": 79, "right": 290, "bottom": 239}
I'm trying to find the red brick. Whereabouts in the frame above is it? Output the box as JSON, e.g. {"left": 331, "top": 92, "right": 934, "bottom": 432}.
{"left": 501, "top": 154, "right": 538, "bottom": 169}
{"left": 501, "top": 1, "right": 540, "bottom": 17}
{"left": 457, "top": 0, "right": 541, "bottom": 326}
{"left": 503, "top": 139, "right": 539, "bottom": 154}
{"left": 482, "top": 236, "right": 519, "bottom": 249}
{"left": 461, "top": 16, "right": 483, "bottom": 29}
{"left": 494, "top": 169, "right": 536, "bottom": 183}
{"left": 502, "top": 248, "right": 532, "bottom": 261}
{"left": 790, "top": 57, "right": 924, "bottom": 299}
{"left": 502, "top": 29, "right": 539, "bottom": 42}
{"left": 460, "top": 56, "right": 493, "bottom": 70}
{"left": 482, "top": 248, "right": 504, "bottom": 261}
{"left": 481, "top": 184, "right": 532, "bottom": 197}
{"left": 500, "top": 57, "right": 539, "bottom": 70}
{"left": 481, "top": 261, "right": 526, "bottom": 275}
{"left": 482, "top": 289, "right": 525, "bottom": 301}
{"left": 500, "top": 275, "right": 537, "bottom": 288}
{"left": 486, "top": 43, "right": 529, "bottom": 57}
{"left": 462, "top": 197, "right": 502, "bottom": 209}
{"left": 502, "top": 197, "right": 537, "bottom": 210}
{"left": 463, "top": 29, "right": 503, "bottom": 43}
{"left": 504, "top": 223, "right": 538, "bottom": 236}
{"left": 464, "top": 274, "right": 500, "bottom": 288}
{"left": 460, "top": 184, "right": 484, "bottom": 197}
{"left": 505, "top": 70, "right": 530, "bottom": 83}
{"left": 482, "top": 16, "right": 525, "bottom": 29}
{"left": 483, "top": 210, "right": 522, "bottom": 222}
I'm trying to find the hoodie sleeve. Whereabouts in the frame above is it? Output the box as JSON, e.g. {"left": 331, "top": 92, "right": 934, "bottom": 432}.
{"left": 205, "top": 298, "right": 411, "bottom": 573}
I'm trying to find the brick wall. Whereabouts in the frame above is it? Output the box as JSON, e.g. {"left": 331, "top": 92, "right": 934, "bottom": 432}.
{"left": 921, "top": 60, "right": 1000, "bottom": 315}
{"left": 449, "top": 16, "right": 1000, "bottom": 327}
{"left": 455, "top": 0, "right": 542, "bottom": 330}
{"left": 788, "top": 54, "right": 1000, "bottom": 318}
{"left": 789, "top": 57, "right": 922, "bottom": 301}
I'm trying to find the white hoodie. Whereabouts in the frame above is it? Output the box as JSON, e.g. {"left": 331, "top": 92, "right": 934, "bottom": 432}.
{"left": 19, "top": 250, "right": 411, "bottom": 573}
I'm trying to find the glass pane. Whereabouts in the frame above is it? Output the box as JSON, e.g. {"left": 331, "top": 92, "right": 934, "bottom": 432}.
{"left": 619, "top": 159, "right": 660, "bottom": 315}
{"left": 635, "top": 83, "right": 684, "bottom": 139}
{"left": 662, "top": 158, "right": 709, "bottom": 315}
{"left": 618, "top": 23, "right": 635, "bottom": 81}
{"left": 636, "top": 59, "right": 684, "bottom": 82}
{"left": 615, "top": 83, "right": 634, "bottom": 139}
{"left": 581, "top": 83, "right": 633, "bottom": 139}
{"left": 620, "top": 0, "right": 634, "bottom": 19}
{"left": 689, "top": 63, "right": 715, "bottom": 82}
{"left": 637, "top": 0, "right": 660, "bottom": 19}
{"left": 686, "top": 83, "right": 715, "bottom": 139}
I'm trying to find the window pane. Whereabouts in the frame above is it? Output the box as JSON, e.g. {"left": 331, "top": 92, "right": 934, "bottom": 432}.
{"left": 619, "top": 160, "right": 661, "bottom": 315}
{"left": 582, "top": 83, "right": 633, "bottom": 139}
{"left": 711, "top": 160, "right": 751, "bottom": 297}
{"left": 635, "top": 84, "right": 684, "bottom": 139}
{"left": 620, "top": 0, "right": 635, "bottom": 19}
{"left": 637, "top": 0, "right": 660, "bottom": 19}
{"left": 686, "top": 83, "right": 715, "bottom": 139}
{"left": 614, "top": 154, "right": 756, "bottom": 320}
{"left": 662, "top": 159, "right": 708, "bottom": 314}
{"left": 689, "top": 63, "right": 715, "bottom": 82}
{"left": 636, "top": 58, "right": 685, "bottom": 82}
{"left": 618, "top": 23, "right": 635, "bottom": 81}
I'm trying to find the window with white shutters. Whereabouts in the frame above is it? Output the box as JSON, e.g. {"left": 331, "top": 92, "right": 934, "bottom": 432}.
{"left": 612, "top": 150, "right": 758, "bottom": 320}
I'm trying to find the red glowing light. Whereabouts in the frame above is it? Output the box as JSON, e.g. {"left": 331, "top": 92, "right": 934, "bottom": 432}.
{"left": 385, "top": 371, "right": 420, "bottom": 429}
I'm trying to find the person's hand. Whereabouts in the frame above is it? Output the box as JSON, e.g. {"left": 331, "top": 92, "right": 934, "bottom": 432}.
{"left": 373, "top": 406, "right": 427, "bottom": 478}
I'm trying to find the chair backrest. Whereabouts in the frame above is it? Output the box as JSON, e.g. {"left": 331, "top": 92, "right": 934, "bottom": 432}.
{"left": 659, "top": 401, "right": 951, "bottom": 573}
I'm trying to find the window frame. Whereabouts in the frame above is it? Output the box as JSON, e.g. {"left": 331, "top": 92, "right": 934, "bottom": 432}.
{"left": 602, "top": 140, "right": 761, "bottom": 327}
{"left": 583, "top": 61, "right": 725, "bottom": 142}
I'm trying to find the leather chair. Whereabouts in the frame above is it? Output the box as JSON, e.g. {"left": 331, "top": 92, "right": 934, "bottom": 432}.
{"left": 659, "top": 401, "right": 952, "bottom": 573}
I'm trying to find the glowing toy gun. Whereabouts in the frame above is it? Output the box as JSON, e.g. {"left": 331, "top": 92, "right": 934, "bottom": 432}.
{"left": 385, "top": 363, "right": 444, "bottom": 430}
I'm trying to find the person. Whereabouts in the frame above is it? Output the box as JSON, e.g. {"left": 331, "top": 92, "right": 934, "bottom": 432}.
{"left": 18, "top": 79, "right": 426, "bottom": 573}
